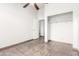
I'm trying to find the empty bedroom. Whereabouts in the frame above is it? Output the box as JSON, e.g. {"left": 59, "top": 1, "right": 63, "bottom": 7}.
{"left": 0, "top": 3, "right": 79, "bottom": 56}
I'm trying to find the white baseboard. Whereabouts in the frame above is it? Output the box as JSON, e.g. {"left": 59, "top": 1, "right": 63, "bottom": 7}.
{"left": 50, "top": 39, "right": 72, "bottom": 45}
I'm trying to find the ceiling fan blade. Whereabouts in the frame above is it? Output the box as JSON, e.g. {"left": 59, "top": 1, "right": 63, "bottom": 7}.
{"left": 34, "top": 3, "right": 39, "bottom": 10}
{"left": 23, "top": 3, "right": 30, "bottom": 8}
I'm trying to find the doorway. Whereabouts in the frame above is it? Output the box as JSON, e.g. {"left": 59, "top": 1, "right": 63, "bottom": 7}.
{"left": 39, "top": 20, "right": 45, "bottom": 39}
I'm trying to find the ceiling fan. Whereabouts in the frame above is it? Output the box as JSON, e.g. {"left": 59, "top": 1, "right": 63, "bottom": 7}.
{"left": 23, "top": 3, "right": 40, "bottom": 10}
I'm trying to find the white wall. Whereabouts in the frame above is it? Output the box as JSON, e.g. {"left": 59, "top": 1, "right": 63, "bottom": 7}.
{"left": 38, "top": 4, "right": 44, "bottom": 20}
{"left": 45, "top": 3, "right": 77, "bottom": 16}
{"left": 0, "top": 3, "right": 39, "bottom": 48}
{"left": 48, "top": 12, "right": 73, "bottom": 44}
{"left": 32, "top": 13, "right": 39, "bottom": 39}
{"left": 44, "top": 3, "right": 79, "bottom": 49}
